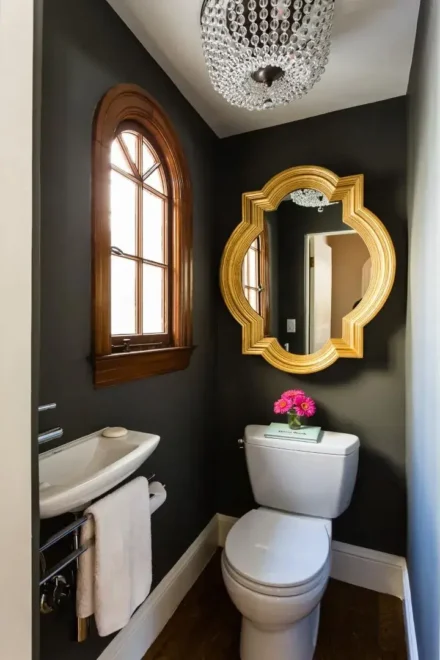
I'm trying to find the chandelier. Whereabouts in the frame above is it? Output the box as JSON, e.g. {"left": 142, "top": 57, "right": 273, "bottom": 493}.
{"left": 290, "top": 188, "right": 335, "bottom": 212}
{"left": 201, "top": 0, "right": 335, "bottom": 111}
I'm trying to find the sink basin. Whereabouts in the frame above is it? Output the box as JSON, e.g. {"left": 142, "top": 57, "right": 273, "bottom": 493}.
{"left": 39, "top": 428, "right": 160, "bottom": 519}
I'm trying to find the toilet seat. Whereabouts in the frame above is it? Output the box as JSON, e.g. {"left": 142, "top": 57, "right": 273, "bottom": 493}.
{"left": 223, "top": 553, "right": 330, "bottom": 598}
{"left": 224, "top": 508, "right": 330, "bottom": 597}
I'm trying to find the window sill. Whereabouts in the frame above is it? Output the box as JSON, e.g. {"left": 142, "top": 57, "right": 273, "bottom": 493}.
{"left": 94, "top": 346, "right": 195, "bottom": 388}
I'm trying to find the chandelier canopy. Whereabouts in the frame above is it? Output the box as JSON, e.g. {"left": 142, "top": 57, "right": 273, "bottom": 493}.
{"left": 201, "top": 0, "right": 335, "bottom": 111}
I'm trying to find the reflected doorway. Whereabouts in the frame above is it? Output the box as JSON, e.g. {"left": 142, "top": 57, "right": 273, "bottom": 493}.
{"left": 305, "top": 231, "right": 371, "bottom": 353}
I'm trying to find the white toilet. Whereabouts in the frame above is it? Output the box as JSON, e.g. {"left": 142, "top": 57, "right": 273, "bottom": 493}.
{"left": 222, "top": 424, "right": 359, "bottom": 660}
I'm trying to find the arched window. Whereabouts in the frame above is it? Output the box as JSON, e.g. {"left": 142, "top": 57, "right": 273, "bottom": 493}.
{"left": 92, "top": 85, "right": 193, "bottom": 387}
{"left": 110, "top": 127, "right": 170, "bottom": 344}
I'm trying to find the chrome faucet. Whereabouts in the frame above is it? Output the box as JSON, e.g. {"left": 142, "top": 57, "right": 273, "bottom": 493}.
{"left": 38, "top": 403, "right": 63, "bottom": 445}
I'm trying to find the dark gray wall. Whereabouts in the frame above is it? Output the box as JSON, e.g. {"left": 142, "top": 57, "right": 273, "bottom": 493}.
{"left": 39, "top": 0, "right": 217, "bottom": 658}
{"left": 215, "top": 97, "right": 408, "bottom": 556}
{"left": 406, "top": 0, "right": 440, "bottom": 659}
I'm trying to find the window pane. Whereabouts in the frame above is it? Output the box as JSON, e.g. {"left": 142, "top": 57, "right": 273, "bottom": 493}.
{"left": 111, "top": 140, "right": 131, "bottom": 173}
{"left": 142, "top": 140, "right": 156, "bottom": 174}
{"left": 143, "top": 190, "right": 165, "bottom": 263}
{"left": 111, "top": 256, "right": 136, "bottom": 335}
{"left": 110, "top": 170, "right": 136, "bottom": 254}
{"left": 248, "top": 249, "right": 258, "bottom": 288}
{"left": 120, "top": 131, "right": 138, "bottom": 166}
{"left": 251, "top": 239, "right": 258, "bottom": 250}
{"left": 248, "top": 288, "right": 258, "bottom": 313}
{"left": 145, "top": 166, "right": 165, "bottom": 194}
{"left": 143, "top": 264, "right": 165, "bottom": 334}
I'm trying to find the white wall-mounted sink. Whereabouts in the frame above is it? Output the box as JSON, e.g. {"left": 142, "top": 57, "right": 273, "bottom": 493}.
{"left": 39, "top": 429, "right": 160, "bottom": 519}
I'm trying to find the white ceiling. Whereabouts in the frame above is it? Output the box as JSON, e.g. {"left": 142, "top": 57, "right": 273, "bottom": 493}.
{"left": 107, "top": 0, "right": 420, "bottom": 138}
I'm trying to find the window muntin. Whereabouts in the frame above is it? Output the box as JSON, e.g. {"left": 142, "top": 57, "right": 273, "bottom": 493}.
{"left": 110, "top": 128, "right": 170, "bottom": 350}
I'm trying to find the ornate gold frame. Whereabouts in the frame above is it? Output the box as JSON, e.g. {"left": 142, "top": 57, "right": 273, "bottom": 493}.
{"left": 220, "top": 165, "right": 396, "bottom": 374}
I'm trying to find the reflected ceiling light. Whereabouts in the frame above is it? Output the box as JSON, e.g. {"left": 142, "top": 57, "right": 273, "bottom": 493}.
{"left": 290, "top": 188, "right": 336, "bottom": 212}
{"left": 201, "top": 0, "right": 335, "bottom": 111}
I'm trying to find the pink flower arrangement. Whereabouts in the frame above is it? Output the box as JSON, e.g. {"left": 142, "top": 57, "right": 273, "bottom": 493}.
{"left": 273, "top": 389, "right": 316, "bottom": 428}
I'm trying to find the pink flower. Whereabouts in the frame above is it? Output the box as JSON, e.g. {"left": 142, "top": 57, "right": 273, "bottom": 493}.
{"left": 293, "top": 395, "right": 316, "bottom": 418}
{"left": 281, "top": 389, "right": 305, "bottom": 405}
{"left": 274, "top": 397, "right": 293, "bottom": 414}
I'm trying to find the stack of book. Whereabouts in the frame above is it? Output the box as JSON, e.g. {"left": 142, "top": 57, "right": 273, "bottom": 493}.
{"left": 264, "top": 423, "right": 322, "bottom": 443}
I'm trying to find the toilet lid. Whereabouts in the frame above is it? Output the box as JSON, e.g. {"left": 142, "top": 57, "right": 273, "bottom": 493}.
{"left": 225, "top": 509, "right": 330, "bottom": 588}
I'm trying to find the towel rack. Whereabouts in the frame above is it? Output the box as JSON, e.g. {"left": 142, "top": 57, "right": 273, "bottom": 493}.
{"left": 40, "top": 514, "right": 91, "bottom": 554}
{"left": 40, "top": 539, "right": 93, "bottom": 587}
{"left": 39, "top": 478, "right": 166, "bottom": 587}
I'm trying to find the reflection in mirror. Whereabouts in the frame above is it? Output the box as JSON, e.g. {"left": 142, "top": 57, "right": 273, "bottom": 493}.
{"left": 242, "top": 233, "right": 269, "bottom": 333}
{"left": 242, "top": 189, "right": 371, "bottom": 355}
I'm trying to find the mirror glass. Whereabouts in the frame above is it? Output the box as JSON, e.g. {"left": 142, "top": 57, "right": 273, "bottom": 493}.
{"left": 242, "top": 188, "right": 372, "bottom": 354}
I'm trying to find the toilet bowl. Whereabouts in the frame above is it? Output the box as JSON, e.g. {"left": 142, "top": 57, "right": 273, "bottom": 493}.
{"left": 222, "top": 507, "right": 331, "bottom": 660}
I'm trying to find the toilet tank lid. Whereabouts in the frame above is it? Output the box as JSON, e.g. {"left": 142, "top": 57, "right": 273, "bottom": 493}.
{"left": 244, "top": 425, "right": 359, "bottom": 456}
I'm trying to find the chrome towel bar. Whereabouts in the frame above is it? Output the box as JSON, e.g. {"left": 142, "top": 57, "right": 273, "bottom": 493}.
{"left": 40, "top": 514, "right": 91, "bottom": 553}
{"left": 40, "top": 540, "right": 93, "bottom": 587}
{"left": 39, "top": 477, "right": 165, "bottom": 587}
{"left": 38, "top": 427, "right": 63, "bottom": 445}
{"left": 38, "top": 403, "right": 62, "bottom": 445}
{"left": 38, "top": 403, "right": 57, "bottom": 413}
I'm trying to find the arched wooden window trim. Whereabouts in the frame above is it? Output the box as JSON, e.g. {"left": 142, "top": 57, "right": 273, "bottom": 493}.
{"left": 92, "top": 84, "right": 193, "bottom": 387}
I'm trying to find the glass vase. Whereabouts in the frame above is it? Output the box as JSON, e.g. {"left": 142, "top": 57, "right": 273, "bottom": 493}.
{"left": 287, "top": 412, "right": 303, "bottom": 429}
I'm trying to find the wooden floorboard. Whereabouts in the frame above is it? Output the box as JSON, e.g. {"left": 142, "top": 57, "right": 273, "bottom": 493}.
{"left": 144, "top": 551, "right": 407, "bottom": 660}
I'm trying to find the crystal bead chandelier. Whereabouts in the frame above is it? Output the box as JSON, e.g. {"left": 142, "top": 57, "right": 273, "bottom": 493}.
{"left": 201, "top": 0, "right": 335, "bottom": 111}
{"left": 290, "top": 188, "right": 335, "bottom": 212}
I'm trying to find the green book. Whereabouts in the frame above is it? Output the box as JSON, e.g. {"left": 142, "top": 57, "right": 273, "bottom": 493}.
{"left": 264, "top": 422, "right": 322, "bottom": 443}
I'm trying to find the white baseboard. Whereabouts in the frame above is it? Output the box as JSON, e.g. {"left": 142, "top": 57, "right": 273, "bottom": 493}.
{"left": 98, "top": 515, "right": 218, "bottom": 660}
{"left": 402, "top": 565, "right": 419, "bottom": 660}
{"left": 331, "top": 541, "right": 405, "bottom": 598}
{"left": 99, "top": 512, "right": 418, "bottom": 660}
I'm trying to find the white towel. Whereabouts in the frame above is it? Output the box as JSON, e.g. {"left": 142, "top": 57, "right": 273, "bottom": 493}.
{"left": 76, "top": 477, "right": 152, "bottom": 636}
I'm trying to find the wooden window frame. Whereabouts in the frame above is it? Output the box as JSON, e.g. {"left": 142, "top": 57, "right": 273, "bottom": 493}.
{"left": 92, "top": 84, "right": 193, "bottom": 387}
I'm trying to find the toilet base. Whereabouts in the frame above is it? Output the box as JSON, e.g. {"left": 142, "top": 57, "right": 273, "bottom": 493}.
{"left": 240, "top": 604, "right": 320, "bottom": 660}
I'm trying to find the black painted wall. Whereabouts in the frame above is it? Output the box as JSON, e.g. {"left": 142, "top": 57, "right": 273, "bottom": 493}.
{"left": 215, "top": 97, "right": 408, "bottom": 556}
{"left": 39, "top": 0, "right": 217, "bottom": 658}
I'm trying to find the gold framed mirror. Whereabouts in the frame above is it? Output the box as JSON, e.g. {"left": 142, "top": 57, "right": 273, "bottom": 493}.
{"left": 220, "top": 165, "right": 396, "bottom": 374}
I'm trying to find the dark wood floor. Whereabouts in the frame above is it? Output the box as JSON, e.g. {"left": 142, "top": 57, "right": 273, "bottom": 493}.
{"left": 144, "top": 551, "right": 407, "bottom": 660}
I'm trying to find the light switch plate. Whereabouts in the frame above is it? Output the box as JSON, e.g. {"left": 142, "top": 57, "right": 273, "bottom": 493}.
{"left": 287, "top": 319, "right": 296, "bottom": 333}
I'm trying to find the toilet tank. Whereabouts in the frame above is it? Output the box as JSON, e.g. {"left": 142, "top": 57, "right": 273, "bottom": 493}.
{"left": 244, "top": 425, "right": 359, "bottom": 519}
